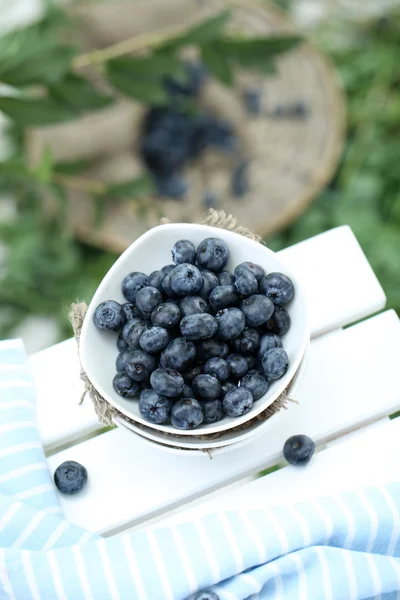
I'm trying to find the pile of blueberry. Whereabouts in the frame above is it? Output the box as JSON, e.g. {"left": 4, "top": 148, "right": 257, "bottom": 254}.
{"left": 93, "top": 237, "right": 294, "bottom": 431}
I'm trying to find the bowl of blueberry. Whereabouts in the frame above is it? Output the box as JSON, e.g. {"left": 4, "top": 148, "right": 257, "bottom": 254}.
{"left": 80, "top": 224, "right": 308, "bottom": 443}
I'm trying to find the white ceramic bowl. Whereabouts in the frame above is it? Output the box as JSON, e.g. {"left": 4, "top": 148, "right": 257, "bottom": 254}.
{"left": 80, "top": 223, "right": 309, "bottom": 436}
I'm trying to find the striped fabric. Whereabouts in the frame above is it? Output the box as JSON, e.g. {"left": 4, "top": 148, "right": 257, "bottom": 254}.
{"left": 1, "top": 340, "right": 400, "bottom": 600}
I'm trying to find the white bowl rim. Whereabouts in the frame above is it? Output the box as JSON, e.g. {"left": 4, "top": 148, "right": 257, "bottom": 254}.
{"left": 80, "top": 223, "right": 309, "bottom": 436}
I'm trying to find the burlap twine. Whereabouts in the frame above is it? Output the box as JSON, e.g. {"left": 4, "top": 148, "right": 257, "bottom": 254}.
{"left": 70, "top": 209, "right": 297, "bottom": 445}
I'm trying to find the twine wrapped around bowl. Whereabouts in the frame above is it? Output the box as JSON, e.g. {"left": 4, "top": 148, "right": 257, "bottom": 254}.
{"left": 70, "top": 210, "right": 299, "bottom": 451}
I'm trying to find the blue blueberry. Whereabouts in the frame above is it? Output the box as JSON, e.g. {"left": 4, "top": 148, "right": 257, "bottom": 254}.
{"left": 113, "top": 372, "right": 141, "bottom": 398}
{"left": 162, "top": 264, "right": 175, "bottom": 276}
{"left": 261, "top": 347, "right": 289, "bottom": 380}
{"left": 171, "top": 398, "right": 204, "bottom": 429}
{"left": 196, "top": 338, "right": 229, "bottom": 361}
{"left": 196, "top": 237, "right": 230, "bottom": 273}
{"left": 232, "top": 328, "right": 260, "bottom": 355}
{"left": 223, "top": 387, "right": 253, "bottom": 417}
{"left": 221, "top": 381, "right": 236, "bottom": 396}
{"left": 93, "top": 300, "right": 124, "bottom": 331}
{"left": 217, "top": 271, "right": 235, "bottom": 286}
{"left": 139, "top": 389, "right": 171, "bottom": 424}
{"left": 266, "top": 306, "right": 291, "bottom": 336}
{"left": 172, "top": 239, "right": 196, "bottom": 265}
{"left": 54, "top": 461, "right": 88, "bottom": 495}
{"left": 204, "top": 357, "right": 230, "bottom": 382}
{"left": 258, "top": 333, "right": 282, "bottom": 358}
{"left": 181, "top": 384, "right": 195, "bottom": 398}
{"left": 135, "top": 286, "right": 163, "bottom": 317}
{"left": 192, "top": 115, "right": 237, "bottom": 156}
{"left": 140, "top": 326, "right": 169, "bottom": 353}
{"left": 182, "top": 363, "right": 203, "bottom": 384}
{"left": 156, "top": 173, "right": 188, "bottom": 199}
{"left": 160, "top": 337, "right": 196, "bottom": 371}
{"left": 231, "top": 159, "right": 249, "bottom": 198}
{"left": 148, "top": 270, "right": 166, "bottom": 292}
{"left": 240, "top": 370, "right": 269, "bottom": 400}
{"left": 117, "top": 334, "right": 128, "bottom": 352}
{"left": 246, "top": 355, "right": 259, "bottom": 370}
{"left": 180, "top": 296, "right": 209, "bottom": 318}
{"left": 170, "top": 263, "right": 203, "bottom": 296}
{"left": 260, "top": 272, "right": 295, "bottom": 306}
{"left": 193, "top": 374, "right": 222, "bottom": 400}
{"left": 203, "top": 399, "right": 224, "bottom": 424}
{"left": 122, "top": 272, "right": 149, "bottom": 303}
{"left": 241, "top": 295, "right": 275, "bottom": 327}
{"left": 122, "top": 320, "right": 147, "bottom": 349}
{"left": 199, "top": 269, "right": 219, "bottom": 300}
{"left": 121, "top": 303, "right": 139, "bottom": 322}
{"left": 215, "top": 308, "right": 246, "bottom": 341}
{"left": 283, "top": 434, "right": 315, "bottom": 466}
{"left": 116, "top": 349, "right": 129, "bottom": 372}
{"left": 180, "top": 314, "right": 218, "bottom": 341}
{"left": 150, "top": 368, "right": 184, "bottom": 397}
{"left": 234, "top": 271, "right": 258, "bottom": 297}
{"left": 226, "top": 354, "right": 248, "bottom": 380}
{"left": 194, "top": 591, "right": 220, "bottom": 600}
{"left": 125, "top": 349, "right": 156, "bottom": 383}
{"left": 209, "top": 285, "right": 240, "bottom": 312}
{"left": 161, "top": 272, "right": 178, "bottom": 298}
{"left": 234, "top": 262, "right": 265, "bottom": 282}
{"left": 242, "top": 87, "right": 262, "bottom": 116}
{"left": 151, "top": 302, "right": 181, "bottom": 329}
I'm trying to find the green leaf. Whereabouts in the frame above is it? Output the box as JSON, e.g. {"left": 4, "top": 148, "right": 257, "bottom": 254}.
{"left": 214, "top": 36, "right": 302, "bottom": 70}
{"left": 201, "top": 45, "right": 234, "bottom": 86}
{"left": 54, "top": 158, "right": 93, "bottom": 175}
{"left": 48, "top": 73, "right": 113, "bottom": 112}
{"left": 105, "top": 175, "right": 154, "bottom": 200}
{"left": 158, "top": 9, "right": 231, "bottom": 53}
{"left": 34, "top": 146, "right": 53, "bottom": 184}
{"left": 50, "top": 183, "right": 69, "bottom": 223}
{"left": 0, "top": 46, "right": 76, "bottom": 87}
{"left": 0, "top": 96, "right": 77, "bottom": 125}
{"left": 106, "top": 62, "right": 168, "bottom": 104}
{"left": 109, "top": 56, "right": 186, "bottom": 79}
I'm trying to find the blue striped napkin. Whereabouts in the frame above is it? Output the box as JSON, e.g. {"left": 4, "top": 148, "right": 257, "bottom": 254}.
{"left": 1, "top": 339, "right": 400, "bottom": 600}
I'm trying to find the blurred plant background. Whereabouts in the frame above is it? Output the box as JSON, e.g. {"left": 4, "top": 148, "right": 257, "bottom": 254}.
{"left": 0, "top": 0, "right": 399, "bottom": 351}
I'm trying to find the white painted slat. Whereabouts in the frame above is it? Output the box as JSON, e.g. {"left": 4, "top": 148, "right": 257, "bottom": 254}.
{"left": 31, "top": 226, "right": 385, "bottom": 450}
{"left": 147, "top": 417, "right": 400, "bottom": 530}
{"left": 46, "top": 309, "right": 400, "bottom": 534}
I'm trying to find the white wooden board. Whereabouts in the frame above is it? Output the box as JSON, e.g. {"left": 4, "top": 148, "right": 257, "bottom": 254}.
{"left": 31, "top": 226, "right": 386, "bottom": 451}
{"left": 46, "top": 310, "right": 400, "bottom": 534}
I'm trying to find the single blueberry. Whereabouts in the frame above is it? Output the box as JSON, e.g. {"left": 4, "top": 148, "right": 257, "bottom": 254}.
{"left": 140, "top": 326, "right": 169, "bottom": 353}
{"left": 121, "top": 303, "right": 139, "bottom": 322}
{"left": 117, "top": 334, "right": 128, "bottom": 352}
{"left": 215, "top": 307, "right": 246, "bottom": 341}
{"left": 217, "top": 271, "right": 235, "bottom": 286}
{"left": 182, "top": 363, "right": 204, "bottom": 384}
{"left": 240, "top": 370, "right": 269, "bottom": 400}
{"left": 150, "top": 368, "right": 184, "bottom": 397}
{"left": 194, "top": 591, "right": 220, "bottom": 600}
{"left": 151, "top": 302, "right": 181, "bottom": 329}
{"left": 261, "top": 347, "right": 289, "bottom": 380}
{"left": 93, "top": 300, "right": 124, "bottom": 331}
{"left": 260, "top": 272, "right": 295, "bottom": 306}
{"left": 232, "top": 328, "right": 260, "bottom": 355}
{"left": 258, "top": 333, "right": 282, "bottom": 358}
{"left": 172, "top": 239, "right": 196, "bottom": 265}
{"left": 54, "top": 461, "right": 88, "bottom": 495}
{"left": 193, "top": 374, "right": 222, "bottom": 400}
{"left": 283, "top": 434, "right": 315, "bottom": 466}
{"left": 196, "top": 338, "right": 229, "bottom": 361}
{"left": 234, "top": 271, "right": 258, "bottom": 297}
{"left": 242, "top": 87, "right": 262, "bottom": 116}
{"left": 196, "top": 237, "right": 230, "bottom": 273}
{"left": 266, "top": 306, "right": 291, "bottom": 336}
{"left": 122, "top": 272, "right": 149, "bottom": 303}
{"left": 156, "top": 173, "right": 188, "bottom": 199}
{"left": 135, "top": 286, "right": 163, "bottom": 317}
{"left": 122, "top": 320, "right": 147, "bottom": 349}
{"left": 162, "top": 264, "right": 175, "bottom": 275}
{"left": 221, "top": 380, "right": 236, "bottom": 396}
{"left": 116, "top": 349, "right": 130, "bottom": 372}
{"left": 171, "top": 398, "right": 204, "bottom": 429}
{"left": 199, "top": 269, "right": 219, "bottom": 300}
{"left": 148, "top": 270, "right": 166, "bottom": 292}
{"left": 226, "top": 354, "right": 248, "bottom": 380}
{"left": 180, "top": 314, "right": 218, "bottom": 341}
{"left": 204, "top": 357, "right": 230, "bottom": 382}
{"left": 181, "top": 384, "right": 195, "bottom": 398}
{"left": 139, "top": 389, "right": 171, "bottom": 424}
{"left": 170, "top": 263, "right": 203, "bottom": 296}
{"left": 125, "top": 349, "right": 156, "bottom": 383}
{"left": 162, "top": 272, "right": 178, "bottom": 298}
{"left": 223, "top": 387, "right": 253, "bottom": 417}
{"left": 180, "top": 296, "right": 210, "bottom": 318}
{"left": 234, "top": 262, "right": 265, "bottom": 282}
{"left": 203, "top": 399, "right": 224, "bottom": 424}
{"left": 241, "top": 295, "right": 275, "bottom": 327}
{"left": 160, "top": 337, "right": 196, "bottom": 371}
{"left": 209, "top": 285, "right": 240, "bottom": 312}
{"left": 231, "top": 159, "right": 250, "bottom": 198}
{"left": 113, "top": 372, "right": 141, "bottom": 398}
